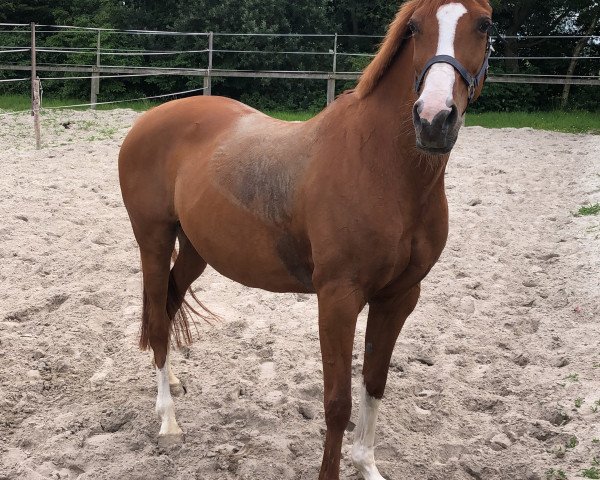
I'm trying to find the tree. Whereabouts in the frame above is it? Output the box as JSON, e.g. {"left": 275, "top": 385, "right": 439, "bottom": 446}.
{"left": 329, "top": 0, "right": 397, "bottom": 35}
{"left": 0, "top": 0, "right": 597, "bottom": 111}
{"left": 0, "top": 1, "right": 55, "bottom": 24}
{"left": 560, "top": 2, "right": 600, "bottom": 108}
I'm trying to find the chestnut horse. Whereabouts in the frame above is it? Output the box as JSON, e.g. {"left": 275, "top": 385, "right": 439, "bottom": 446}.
{"left": 119, "top": 0, "right": 493, "bottom": 478}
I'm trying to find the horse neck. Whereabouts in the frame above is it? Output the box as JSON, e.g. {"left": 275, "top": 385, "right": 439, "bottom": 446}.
{"left": 349, "top": 43, "right": 449, "bottom": 196}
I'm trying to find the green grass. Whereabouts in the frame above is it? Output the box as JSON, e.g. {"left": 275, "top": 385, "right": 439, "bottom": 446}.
{"left": 0, "top": 94, "right": 158, "bottom": 112}
{"left": 546, "top": 468, "right": 568, "bottom": 480}
{"left": 583, "top": 467, "right": 600, "bottom": 479}
{"left": 578, "top": 204, "right": 600, "bottom": 216}
{"left": 266, "top": 110, "right": 316, "bottom": 121}
{"left": 270, "top": 110, "right": 600, "bottom": 134}
{"left": 465, "top": 111, "right": 600, "bottom": 134}
{"left": 1, "top": 95, "right": 598, "bottom": 134}
{"left": 566, "top": 436, "right": 579, "bottom": 449}
{"left": 564, "top": 373, "right": 580, "bottom": 383}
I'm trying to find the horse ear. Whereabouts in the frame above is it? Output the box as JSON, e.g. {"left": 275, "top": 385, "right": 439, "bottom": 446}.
{"left": 356, "top": 0, "right": 418, "bottom": 98}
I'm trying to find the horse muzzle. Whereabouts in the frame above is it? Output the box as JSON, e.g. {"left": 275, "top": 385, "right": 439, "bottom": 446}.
{"left": 412, "top": 99, "right": 460, "bottom": 154}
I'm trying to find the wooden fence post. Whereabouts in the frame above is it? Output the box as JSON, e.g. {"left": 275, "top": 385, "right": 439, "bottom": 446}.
{"left": 30, "top": 22, "right": 36, "bottom": 106}
{"left": 327, "top": 34, "right": 338, "bottom": 105}
{"left": 204, "top": 32, "right": 213, "bottom": 95}
{"left": 327, "top": 77, "right": 335, "bottom": 105}
{"left": 30, "top": 22, "right": 41, "bottom": 149}
{"left": 91, "top": 30, "right": 101, "bottom": 109}
{"left": 33, "top": 77, "right": 41, "bottom": 149}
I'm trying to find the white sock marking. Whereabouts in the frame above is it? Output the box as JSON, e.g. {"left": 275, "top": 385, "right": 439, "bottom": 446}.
{"left": 418, "top": 3, "right": 467, "bottom": 122}
{"left": 352, "top": 382, "right": 384, "bottom": 480}
{"left": 156, "top": 363, "right": 183, "bottom": 436}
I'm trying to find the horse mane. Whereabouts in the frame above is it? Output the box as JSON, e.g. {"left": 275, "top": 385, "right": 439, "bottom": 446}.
{"left": 355, "top": 0, "right": 489, "bottom": 98}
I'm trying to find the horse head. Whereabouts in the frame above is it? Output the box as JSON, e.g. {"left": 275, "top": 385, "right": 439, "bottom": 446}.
{"left": 411, "top": 0, "right": 493, "bottom": 154}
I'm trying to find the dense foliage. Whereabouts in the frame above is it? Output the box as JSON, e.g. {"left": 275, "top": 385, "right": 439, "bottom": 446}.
{"left": 0, "top": 0, "right": 598, "bottom": 111}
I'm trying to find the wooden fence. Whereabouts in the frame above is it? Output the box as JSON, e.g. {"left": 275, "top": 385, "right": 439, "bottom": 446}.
{"left": 0, "top": 23, "right": 599, "bottom": 109}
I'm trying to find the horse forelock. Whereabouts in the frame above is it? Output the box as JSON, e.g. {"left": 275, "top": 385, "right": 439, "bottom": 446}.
{"left": 355, "top": 0, "right": 491, "bottom": 99}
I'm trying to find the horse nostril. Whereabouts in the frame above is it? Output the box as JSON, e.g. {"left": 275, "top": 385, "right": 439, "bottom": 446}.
{"left": 416, "top": 100, "right": 424, "bottom": 116}
{"left": 444, "top": 104, "right": 458, "bottom": 130}
{"left": 413, "top": 100, "right": 424, "bottom": 126}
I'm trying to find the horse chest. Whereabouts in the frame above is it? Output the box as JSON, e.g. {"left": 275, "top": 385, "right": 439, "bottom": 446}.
{"left": 375, "top": 207, "right": 448, "bottom": 294}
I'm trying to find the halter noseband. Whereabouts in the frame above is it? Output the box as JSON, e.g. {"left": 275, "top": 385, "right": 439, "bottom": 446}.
{"left": 414, "top": 34, "right": 492, "bottom": 104}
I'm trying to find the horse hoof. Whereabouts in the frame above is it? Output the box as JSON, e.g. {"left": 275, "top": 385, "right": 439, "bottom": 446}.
{"left": 158, "top": 432, "right": 184, "bottom": 448}
{"left": 170, "top": 381, "right": 186, "bottom": 397}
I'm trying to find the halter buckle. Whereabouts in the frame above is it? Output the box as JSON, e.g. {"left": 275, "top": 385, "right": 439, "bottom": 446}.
{"left": 467, "top": 80, "right": 476, "bottom": 100}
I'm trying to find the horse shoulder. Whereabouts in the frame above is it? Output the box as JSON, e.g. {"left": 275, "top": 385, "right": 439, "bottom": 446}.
{"left": 208, "top": 114, "right": 316, "bottom": 225}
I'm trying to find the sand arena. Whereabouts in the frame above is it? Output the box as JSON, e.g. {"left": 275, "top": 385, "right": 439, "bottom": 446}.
{"left": 0, "top": 108, "right": 599, "bottom": 479}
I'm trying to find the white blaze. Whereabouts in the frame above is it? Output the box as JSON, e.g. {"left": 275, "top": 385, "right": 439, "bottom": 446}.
{"left": 417, "top": 3, "right": 467, "bottom": 122}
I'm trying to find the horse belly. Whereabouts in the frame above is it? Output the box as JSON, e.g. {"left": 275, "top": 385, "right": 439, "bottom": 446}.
{"left": 172, "top": 109, "right": 316, "bottom": 293}
{"left": 177, "top": 188, "right": 314, "bottom": 294}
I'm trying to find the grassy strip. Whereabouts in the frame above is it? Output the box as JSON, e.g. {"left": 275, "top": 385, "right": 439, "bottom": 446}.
{"left": 465, "top": 111, "right": 600, "bottom": 134}
{"left": 0, "top": 94, "right": 158, "bottom": 112}
{"left": 265, "top": 110, "right": 316, "bottom": 122}
{"left": 269, "top": 110, "right": 600, "bottom": 134}
{"left": 1, "top": 95, "right": 598, "bottom": 134}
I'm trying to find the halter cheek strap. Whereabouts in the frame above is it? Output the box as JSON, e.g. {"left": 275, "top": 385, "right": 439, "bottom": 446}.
{"left": 414, "top": 35, "right": 492, "bottom": 104}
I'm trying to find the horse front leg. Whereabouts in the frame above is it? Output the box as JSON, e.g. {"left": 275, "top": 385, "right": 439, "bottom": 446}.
{"left": 316, "top": 282, "right": 364, "bottom": 480}
{"left": 352, "top": 284, "right": 421, "bottom": 480}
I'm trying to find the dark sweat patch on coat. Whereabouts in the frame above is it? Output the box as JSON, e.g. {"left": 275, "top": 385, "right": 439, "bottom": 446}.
{"left": 276, "top": 233, "right": 314, "bottom": 292}
{"left": 233, "top": 158, "right": 295, "bottom": 225}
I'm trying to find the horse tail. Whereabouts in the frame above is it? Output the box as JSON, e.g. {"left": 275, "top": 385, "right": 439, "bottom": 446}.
{"left": 139, "top": 287, "right": 150, "bottom": 350}
{"left": 139, "top": 271, "right": 193, "bottom": 352}
{"left": 165, "top": 272, "right": 194, "bottom": 348}
{"left": 165, "top": 245, "right": 219, "bottom": 348}
{"left": 138, "top": 242, "right": 218, "bottom": 352}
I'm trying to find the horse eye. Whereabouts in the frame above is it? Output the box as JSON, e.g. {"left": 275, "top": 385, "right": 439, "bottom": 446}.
{"left": 408, "top": 21, "right": 418, "bottom": 35}
{"left": 479, "top": 20, "right": 492, "bottom": 33}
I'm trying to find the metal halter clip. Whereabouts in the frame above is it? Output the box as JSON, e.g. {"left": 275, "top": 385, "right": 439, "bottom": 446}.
{"left": 467, "top": 80, "right": 476, "bottom": 102}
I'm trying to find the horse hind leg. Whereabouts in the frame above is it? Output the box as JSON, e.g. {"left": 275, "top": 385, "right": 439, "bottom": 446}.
{"left": 165, "top": 350, "right": 185, "bottom": 397}
{"left": 138, "top": 222, "right": 213, "bottom": 441}
{"left": 137, "top": 222, "right": 185, "bottom": 440}
{"left": 165, "top": 226, "right": 210, "bottom": 396}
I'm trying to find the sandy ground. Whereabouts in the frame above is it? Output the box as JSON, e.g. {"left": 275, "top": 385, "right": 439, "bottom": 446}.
{"left": 0, "top": 107, "right": 599, "bottom": 480}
